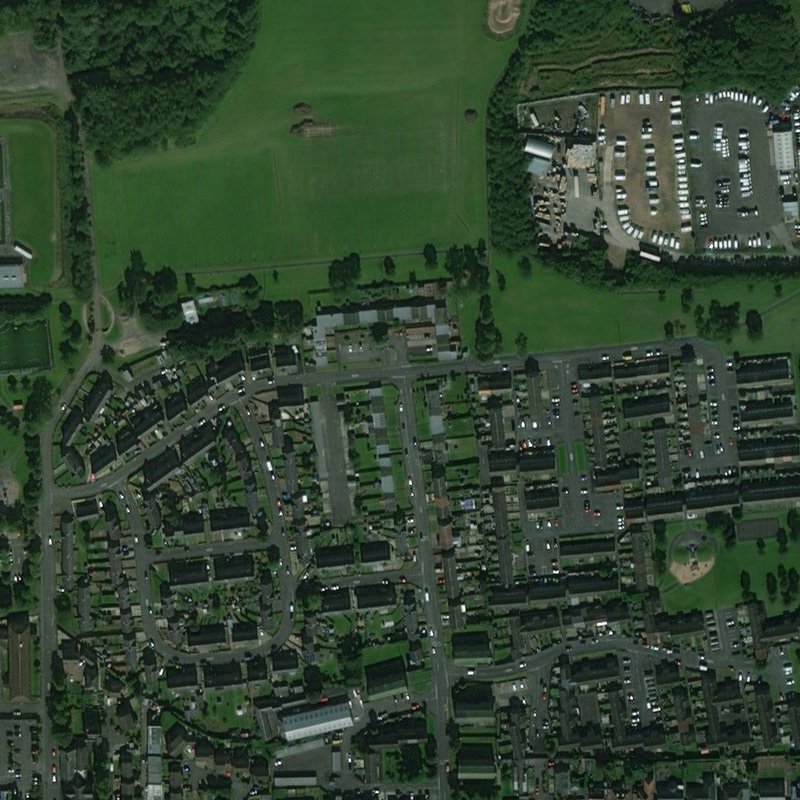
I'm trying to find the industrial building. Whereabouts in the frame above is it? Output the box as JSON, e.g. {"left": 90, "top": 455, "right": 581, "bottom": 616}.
{"left": 279, "top": 698, "right": 354, "bottom": 742}
{"left": 524, "top": 136, "right": 556, "bottom": 176}
{"left": 771, "top": 123, "right": 795, "bottom": 172}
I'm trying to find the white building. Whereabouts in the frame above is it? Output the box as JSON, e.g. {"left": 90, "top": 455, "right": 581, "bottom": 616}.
{"left": 280, "top": 700, "right": 353, "bottom": 742}
{"left": 772, "top": 125, "right": 795, "bottom": 172}
{"left": 181, "top": 300, "right": 199, "bottom": 324}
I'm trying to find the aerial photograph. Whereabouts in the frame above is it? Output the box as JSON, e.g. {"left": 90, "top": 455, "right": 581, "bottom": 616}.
{"left": 1, "top": 0, "right": 800, "bottom": 799}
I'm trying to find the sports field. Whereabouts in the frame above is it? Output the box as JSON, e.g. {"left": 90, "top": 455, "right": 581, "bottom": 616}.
{"left": 0, "top": 319, "right": 52, "bottom": 371}
{"left": 0, "top": 118, "right": 57, "bottom": 286}
{"left": 91, "top": 0, "right": 519, "bottom": 289}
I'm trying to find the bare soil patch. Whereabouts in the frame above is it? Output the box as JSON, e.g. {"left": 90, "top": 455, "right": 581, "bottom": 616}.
{"left": 290, "top": 118, "right": 338, "bottom": 138}
{"left": 0, "top": 32, "right": 71, "bottom": 105}
{"left": 487, "top": 0, "right": 522, "bottom": 35}
{"left": 668, "top": 528, "right": 718, "bottom": 585}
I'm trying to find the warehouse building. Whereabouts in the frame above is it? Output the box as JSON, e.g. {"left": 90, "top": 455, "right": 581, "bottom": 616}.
{"left": 524, "top": 136, "right": 556, "bottom": 176}
{"left": 279, "top": 698, "right": 354, "bottom": 742}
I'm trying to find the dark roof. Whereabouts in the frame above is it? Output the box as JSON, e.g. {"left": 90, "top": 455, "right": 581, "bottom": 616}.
{"left": 736, "top": 355, "right": 791, "bottom": 384}
{"left": 213, "top": 552, "right": 254, "bottom": 581}
{"left": 559, "top": 537, "right": 615, "bottom": 557}
{"left": 271, "top": 649, "right": 300, "bottom": 673}
{"left": 453, "top": 682, "right": 495, "bottom": 720}
{"left": 168, "top": 559, "right": 209, "bottom": 586}
{"left": 203, "top": 661, "right": 243, "bottom": 688}
{"left": 577, "top": 362, "right": 612, "bottom": 380}
{"left": 594, "top": 462, "right": 640, "bottom": 487}
{"left": 489, "top": 586, "right": 528, "bottom": 606}
{"left": 231, "top": 621, "right": 258, "bottom": 643}
{"left": 613, "top": 356, "right": 670, "bottom": 380}
{"left": 528, "top": 577, "right": 566, "bottom": 600}
{"left": 82, "top": 371, "right": 113, "bottom": 421}
{"left": 209, "top": 506, "right": 250, "bottom": 532}
{"left": 273, "top": 344, "right": 297, "bottom": 368}
{"left": 89, "top": 442, "right": 116, "bottom": 474}
{"left": 74, "top": 498, "right": 99, "bottom": 520}
{"left": 164, "top": 390, "right": 188, "bottom": 421}
{"left": 645, "top": 491, "right": 684, "bottom": 515}
{"left": 518, "top": 608, "right": 561, "bottom": 632}
{"left": 208, "top": 351, "right": 245, "bottom": 384}
{"left": 741, "top": 475, "right": 800, "bottom": 503}
{"left": 321, "top": 588, "right": 351, "bottom": 613}
{"left": 185, "top": 374, "right": 209, "bottom": 404}
{"left": 360, "top": 540, "right": 391, "bottom": 563}
{"left": 570, "top": 653, "right": 619, "bottom": 683}
{"left": 757, "top": 778, "right": 786, "bottom": 799}
{"left": 519, "top": 446, "right": 556, "bottom": 472}
{"left": 131, "top": 403, "right": 163, "bottom": 438}
{"left": 179, "top": 423, "right": 216, "bottom": 462}
{"left": 316, "top": 545, "right": 355, "bottom": 568}
{"left": 365, "top": 657, "right": 407, "bottom": 696}
{"left": 143, "top": 446, "right": 180, "bottom": 490}
{"left": 187, "top": 624, "right": 226, "bottom": 647}
{"left": 524, "top": 485, "right": 560, "bottom": 510}
{"left": 61, "top": 406, "right": 83, "bottom": 446}
{"left": 166, "top": 664, "right": 198, "bottom": 689}
{"left": 178, "top": 511, "right": 204, "bottom": 535}
{"left": 685, "top": 484, "right": 739, "bottom": 509}
{"left": 740, "top": 396, "right": 794, "bottom": 422}
{"left": 246, "top": 655, "right": 268, "bottom": 682}
{"left": 738, "top": 435, "right": 800, "bottom": 462}
{"left": 277, "top": 384, "right": 305, "bottom": 406}
{"left": 622, "top": 393, "right": 671, "bottom": 419}
{"left": 452, "top": 631, "right": 491, "bottom": 660}
{"left": 354, "top": 583, "right": 396, "bottom": 609}
{"left": 115, "top": 425, "right": 138, "bottom": 454}
{"left": 489, "top": 449, "right": 518, "bottom": 473}
{"left": 477, "top": 372, "right": 512, "bottom": 392}
{"left": 654, "top": 610, "right": 704, "bottom": 635}
{"left": 248, "top": 346, "right": 270, "bottom": 371}
{"left": 566, "top": 572, "right": 618, "bottom": 595}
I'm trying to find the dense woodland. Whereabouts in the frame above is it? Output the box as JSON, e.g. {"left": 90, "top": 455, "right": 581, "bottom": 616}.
{"left": 1, "top": 0, "right": 260, "bottom": 161}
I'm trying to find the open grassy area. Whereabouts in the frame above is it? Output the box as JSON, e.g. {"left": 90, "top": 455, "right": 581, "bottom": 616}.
{"left": 0, "top": 319, "right": 51, "bottom": 371}
{"left": 456, "top": 254, "right": 800, "bottom": 357}
{"left": 0, "top": 118, "right": 57, "bottom": 286}
{"left": 91, "top": 0, "right": 519, "bottom": 289}
{"left": 660, "top": 529, "right": 793, "bottom": 614}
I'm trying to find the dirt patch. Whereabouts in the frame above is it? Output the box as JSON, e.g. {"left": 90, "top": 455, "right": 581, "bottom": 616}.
{"left": 0, "top": 475, "right": 20, "bottom": 504}
{"left": 0, "top": 32, "right": 72, "bottom": 105}
{"left": 115, "top": 311, "right": 162, "bottom": 357}
{"left": 290, "top": 118, "right": 338, "bottom": 138}
{"left": 487, "top": 0, "right": 522, "bottom": 35}
{"left": 668, "top": 528, "right": 717, "bottom": 585}
{"left": 292, "top": 102, "right": 312, "bottom": 116}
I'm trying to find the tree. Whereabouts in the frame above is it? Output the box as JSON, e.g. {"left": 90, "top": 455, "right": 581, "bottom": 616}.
{"left": 185, "top": 272, "right": 195, "bottom": 293}
{"left": 739, "top": 569, "right": 751, "bottom": 597}
{"left": 767, "top": 572, "right": 778, "bottom": 596}
{"left": 101, "top": 345, "right": 115, "bottom": 363}
{"left": 58, "top": 300, "right": 72, "bottom": 318}
{"left": 653, "top": 519, "right": 667, "bottom": 543}
{"left": 370, "top": 321, "right": 389, "bottom": 343}
{"left": 664, "top": 320, "right": 675, "bottom": 339}
{"left": 777, "top": 526, "right": 788, "bottom": 553}
{"left": 272, "top": 268, "right": 279, "bottom": 283}
{"left": 756, "top": 536, "right": 765, "bottom": 553}
{"left": 423, "top": 244, "right": 438, "bottom": 268}
{"left": 515, "top": 331, "right": 528, "bottom": 355}
{"left": 383, "top": 256, "right": 396, "bottom": 276}
{"left": 23, "top": 376, "right": 53, "bottom": 426}
{"left": 474, "top": 294, "right": 502, "bottom": 360}
{"left": 775, "top": 283, "right": 783, "bottom": 297}
{"left": 788, "top": 508, "right": 800, "bottom": 541}
{"left": 7, "top": 375, "right": 16, "bottom": 391}
{"left": 496, "top": 270, "right": 506, "bottom": 291}
{"left": 67, "top": 319, "right": 82, "bottom": 342}
{"left": 328, "top": 252, "right": 361, "bottom": 293}
{"left": 745, "top": 308, "right": 763, "bottom": 339}
{"left": 680, "top": 286, "right": 693, "bottom": 312}
{"left": 477, "top": 238, "right": 487, "bottom": 259}
{"left": 518, "top": 255, "right": 532, "bottom": 277}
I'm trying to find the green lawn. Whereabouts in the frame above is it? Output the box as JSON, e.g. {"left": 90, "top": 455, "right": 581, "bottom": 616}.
{"left": 660, "top": 530, "right": 793, "bottom": 614}
{"left": 0, "top": 118, "right": 57, "bottom": 286}
{"left": 0, "top": 319, "right": 51, "bottom": 371}
{"left": 456, "top": 255, "right": 800, "bottom": 357}
{"left": 91, "top": 0, "right": 519, "bottom": 289}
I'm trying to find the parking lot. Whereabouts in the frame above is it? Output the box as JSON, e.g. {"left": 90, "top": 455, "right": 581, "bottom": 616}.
{"left": 683, "top": 95, "right": 784, "bottom": 251}
{"left": 1, "top": 714, "right": 39, "bottom": 797}
{"left": 601, "top": 89, "right": 686, "bottom": 246}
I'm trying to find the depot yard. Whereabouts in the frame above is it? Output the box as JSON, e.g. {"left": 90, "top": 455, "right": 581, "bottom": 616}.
{"left": 601, "top": 89, "right": 684, "bottom": 247}
{"left": 90, "top": 0, "right": 518, "bottom": 289}
{"left": 683, "top": 95, "right": 785, "bottom": 251}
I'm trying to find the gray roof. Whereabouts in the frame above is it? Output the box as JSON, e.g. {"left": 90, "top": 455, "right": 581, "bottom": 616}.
{"left": 0, "top": 263, "right": 25, "bottom": 288}
{"left": 280, "top": 701, "right": 353, "bottom": 742}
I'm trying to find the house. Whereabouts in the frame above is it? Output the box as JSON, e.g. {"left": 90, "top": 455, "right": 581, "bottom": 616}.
{"left": 271, "top": 649, "right": 300, "bottom": 675}
{"left": 452, "top": 682, "right": 495, "bottom": 726}
{"left": 457, "top": 743, "right": 496, "bottom": 782}
{"left": 179, "top": 422, "right": 216, "bottom": 462}
{"left": 168, "top": 559, "right": 209, "bottom": 586}
{"left": 142, "top": 446, "right": 181, "bottom": 491}
{"left": 621, "top": 393, "right": 670, "bottom": 419}
{"left": 246, "top": 655, "right": 268, "bottom": 682}
{"left": 164, "top": 722, "right": 189, "bottom": 757}
{"left": 232, "top": 621, "right": 258, "bottom": 643}
{"left": 353, "top": 583, "right": 395, "bottom": 610}
{"left": 248, "top": 346, "right": 271, "bottom": 372}
{"left": 208, "top": 350, "right": 245, "bottom": 385}
{"left": 736, "top": 354, "right": 791, "bottom": 384}
{"left": 185, "top": 374, "right": 209, "bottom": 404}
{"left": 360, "top": 540, "right": 391, "bottom": 564}
{"left": 452, "top": 631, "right": 492, "bottom": 664}
{"left": 131, "top": 403, "right": 163, "bottom": 437}
{"left": 209, "top": 506, "right": 250, "bottom": 533}
{"left": 273, "top": 344, "right": 298, "bottom": 370}
{"left": 82, "top": 371, "right": 113, "bottom": 421}
{"left": 213, "top": 552, "right": 254, "bottom": 580}
{"left": 164, "top": 390, "right": 188, "bottom": 421}
{"left": 203, "top": 660, "right": 243, "bottom": 688}
{"left": 757, "top": 778, "right": 786, "bottom": 800}
{"left": 60, "top": 406, "right": 83, "bottom": 447}
{"left": 0, "top": 256, "right": 26, "bottom": 288}
{"left": 115, "top": 425, "right": 138, "bottom": 455}
{"left": 166, "top": 664, "right": 198, "bottom": 690}
{"left": 73, "top": 498, "right": 99, "bottom": 520}
{"left": 187, "top": 624, "right": 226, "bottom": 648}
{"left": 365, "top": 657, "right": 407, "bottom": 699}
{"left": 321, "top": 588, "right": 351, "bottom": 613}
{"left": 89, "top": 442, "right": 116, "bottom": 475}
{"left": 177, "top": 511, "right": 204, "bottom": 536}
{"left": 316, "top": 545, "right": 355, "bottom": 569}
{"left": 570, "top": 653, "right": 619, "bottom": 684}
{"left": 277, "top": 384, "right": 305, "bottom": 407}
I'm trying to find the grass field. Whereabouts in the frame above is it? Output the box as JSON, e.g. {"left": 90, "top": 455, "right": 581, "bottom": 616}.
{"left": 456, "top": 254, "right": 800, "bottom": 356}
{"left": 91, "top": 0, "right": 520, "bottom": 290}
{"left": 0, "top": 118, "right": 57, "bottom": 286}
{"left": 0, "top": 319, "right": 51, "bottom": 371}
{"left": 660, "top": 529, "right": 791, "bottom": 614}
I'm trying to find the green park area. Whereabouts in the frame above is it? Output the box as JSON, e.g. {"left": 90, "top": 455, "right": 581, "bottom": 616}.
{"left": 91, "top": 0, "right": 518, "bottom": 289}
{"left": 0, "top": 118, "right": 57, "bottom": 286}
{"left": 456, "top": 255, "right": 800, "bottom": 357}
{"left": 659, "top": 524, "right": 796, "bottom": 615}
